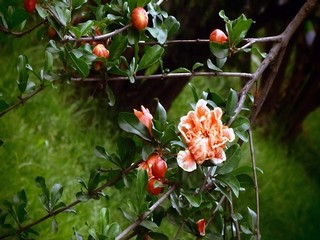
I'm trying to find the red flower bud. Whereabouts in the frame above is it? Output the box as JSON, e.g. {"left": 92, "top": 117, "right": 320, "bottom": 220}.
{"left": 197, "top": 219, "right": 206, "bottom": 236}
{"left": 134, "top": 105, "right": 153, "bottom": 136}
{"left": 209, "top": 29, "right": 228, "bottom": 44}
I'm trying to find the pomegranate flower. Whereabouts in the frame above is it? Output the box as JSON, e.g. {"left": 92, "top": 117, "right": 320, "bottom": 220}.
{"left": 177, "top": 99, "right": 235, "bottom": 172}
{"left": 134, "top": 105, "right": 153, "bottom": 136}
{"left": 138, "top": 153, "right": 162, "bottom": 178}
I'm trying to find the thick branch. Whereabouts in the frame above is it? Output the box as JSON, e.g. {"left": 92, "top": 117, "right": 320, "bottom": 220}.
{"left": 228, "top": 0, "right": 318, "bottom": 126}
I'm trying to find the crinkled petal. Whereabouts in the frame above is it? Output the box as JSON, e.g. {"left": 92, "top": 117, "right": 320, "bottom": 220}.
{"left": 177, "top": 150, "right": 197, "bottom": 172}
{"left": 222, "top": 127, "right": 235, "bottom": 142}
{"left": 211, "top": 148, "right": 226, "bottom": 164}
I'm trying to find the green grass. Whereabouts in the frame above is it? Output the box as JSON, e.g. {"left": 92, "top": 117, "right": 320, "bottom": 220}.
{"left": 1, "top": 33, "right": 320, "bottom": 240}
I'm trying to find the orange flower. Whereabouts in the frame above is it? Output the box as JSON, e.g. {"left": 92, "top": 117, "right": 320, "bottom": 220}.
{"left": 197, "top": 219, "right": 206, "bottom": 236}
{"left": 134, "top": 105, "right": 153, "bottom": 136}
{"left": 177, "top": 99, "right": 235, "bottom": 172}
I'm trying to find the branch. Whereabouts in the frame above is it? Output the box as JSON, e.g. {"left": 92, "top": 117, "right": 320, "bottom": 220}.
{"left": 206, "top": 195, "right": 226, "bottom": 227}
{"left": 115, "top": 184, "right": 177, "bottom": 240}
{"left": 71, "top": 71, "right": 253, "bottom": 82}
{"left": 0, "top": 20, "right": 47, "bottom": 37}
{"left": 248, "top": 129, "right": 260, "bottom": 239}
{"left": 228, "top": 0, "right": 318, "bottom": 126}
{"left": 0, "top": 86, "right": 45, "bottom": 118}
{"left": 62, "top": 24, "right": 131, "bottom": 43}
{"left": 0, "top": 160, "right": 143, "bottom": 240}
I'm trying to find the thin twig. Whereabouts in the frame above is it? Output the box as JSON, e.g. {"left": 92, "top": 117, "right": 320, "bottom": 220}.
{"left": 115, "top": 184, "right": 177, "bottom": 240}
{"left": 0, "top": 86, "right": 45, "bottom": 118}
{"left": 62, "top": 25, "right": 131, "bottom": 43}
{"left": 0, "top": 20, "right": 47, "bottom": 37}
{"left": 248, "top": 129, "right": 260, "bottom": 239}
{"left": 206, "top": 195, "right": 226, "bottom": 227}
{"left": 238, "top": 35, "right": 282, "bottom": 50}
{"left": 228, "top": 192, "right": 240, "bottom": 240}
{"left": 71, "top": 71, "right": 253, "bottom": 82}
{"left": 0, "top": 160, "right": 143, "bottom": 240}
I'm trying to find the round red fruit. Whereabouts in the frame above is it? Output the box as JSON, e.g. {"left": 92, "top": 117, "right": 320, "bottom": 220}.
{"left": 131, "top": 7, "right": 148, "bottom": 30}
{"left": 24, "top": 0, "right": 37, "bottom": 13}
{"left": 147, "top": 178, "right": 164, "bottom": 196}
{"left": 151, "top": 158, "right": 167, "bottom": 179}
{"left": 209, "top": 29, "right": 228, "bottom": 44}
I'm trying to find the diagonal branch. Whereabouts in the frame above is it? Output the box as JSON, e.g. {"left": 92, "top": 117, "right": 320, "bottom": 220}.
{"left": 115, "top": 184, "right": 177, "bottom": 240}
{"left": 228, "top": 0, "right": 319, "bottom": 126}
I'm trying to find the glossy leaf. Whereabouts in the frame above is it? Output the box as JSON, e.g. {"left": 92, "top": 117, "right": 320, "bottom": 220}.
{"left": 109, "top": 34, "right": 128, "bottom": 60}
{"left": 117, "top": 137, "right": 136, "bottom": 166}
{"left": 72, "top": 0, "right": 87, "bottom": 10}
{"left": 140, "top": 220, "right": 159, "bottom": 231}
{"left": 17, "top": 55, "right": 29, "bottom": 93}
{"left": 217, "top": 144, "right": 241, "bottom": 175}
{"left": 50, "top": 183, "right": 63, "bottom": 208}
{"left": 209, "top": 42, "right": 229, "bottom": 59}
{"left": 192, "top": 62, "right": 204, "bottom": 71}
{"left": 217, "top": 174, "right": 240, "bottom": 198}
{"left": 118, "top": 112, "right": 152, "bottom": 141}
{"left": 163, "top": 16, "right": 180, "bottom": 37}
{"left": 44, "top": 51, "right": 53, "bottom": 72}
{"left": 87, "top": 170, "right": 101, "bottom": 192}
{"left": 154, "top": 100, "right": 167, "bottom": 125}
{"left": 105, "top": 83, "right": 115, "bottom": 106}
{"left": 207, "top": 58, "right": 222, "bottom": 72}
{"left": 138, "top": 45, "right": 164, "bottom": 71}
{"left": 181, "top": 190, "right": 202, "bottom": 207}
{"left": 170, "top": 67, "right": 191, "bottom": 73}
{"left": 66, "top": 51, "right": 89, "bottom": 78}
{"left": 0, "top": 99, "right": 9, "bottom": 112}
{"left": 188, "top": 83, "right": 199, "bottom": 102}
{"left": 226, "top": 88, "right": 238, "bottom": 116}
{"left": 149, "top": 232, "right": 169, "bottom": 240}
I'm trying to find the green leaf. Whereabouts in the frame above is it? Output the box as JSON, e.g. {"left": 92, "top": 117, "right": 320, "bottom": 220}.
{"left": 226, "top": 88, "right": 238, "bottom": 116}
{"left": 105, "top": 222, "right": 121, "bottom": 237}
{"left": 72, "top": 0, "right": 87, "bottom": 9}
{"left": 247, "top": 207, "right": 257, "bottom": 231}
{"left": 100, "top": 208, "right": 110, "bottom": 234}
{"left": 217, "top": 174, "right": 241, "bottom": 198}
{"left": 229, "top": 15, "right": 254, "bottom": 46}
{"left": 35, "top": 176, "right": 50, "bottom": 210}
{"left": 17, "top": 55, "right": 29, "bottom": 93}
{"left": 149, "top": 232, "right": 169, "bottom": 240}
{"left": 138, "top": 45, "right": 164, "bottom": 71}
{"left": 105, "top": 83, "right": 115, "bottom": 106}
{"left": 154, "top": 100, "right": 167, "bottom": 125}
{"left": 170, "top": 67, "right": 191, "bottom": 73}
{"left": 217, "top": 144, "right": 241, "bottom": 175}
{"left": 180, "top": 190, "right": 202, "bottom": 207}
{"left": 44, "top": 51, "right": 53, "bottom": 72}
{"left": 50, "top": 183, "right": 63, "bottom": 208}
{"left": 51, "top": 4, "right": 71, "bottom": 27}
{"left": 117, "top": 137, "right": 136, "bottom": 166}
{"left": 109, "top": 34, "right": 128, "bottom": 60}
{"left": 94, "top": 146, "right": 110, "bottom": 160}
{"left": 76, "top": 191, "right": 90, "bottom": 202}
{"left": 209, "top": 42, "right": 229, "bottom": 59}
{"left": 136, "top": 169, "right": 147, "bottom": 202}
{"left": 192, "top": 62, "right": 204, "bottom": 71}
{"left": 118, "top": 112, "right": 152, "bottom": 141}
{"left": 140, "top": 220, "right": 159, "bottom": 231}
{"left": 188, "top": 83, "right": 199, "bottom": 102}
{"left": 11, "top": 9, "right": 28, "bottom": 28}
{"left": 251, "top": 47, "right": 267, "bottom": 59}
{"left": 66, "top": 50, "right": 89, "bottom": 78}
{"left": 147, "top": 26, "right": 168, "bottom": 44}
{"left": 78, "top": 20, "right": 94, "bottom": 36}
{"left": 162, "top": 16, "right": 180, "bottom": 37}
{"left": 0, "top": 99, "right": 9, "bottom": 112}
{"left": 231, "top": 117, "right": 250, "bottom": 132}
{"left": 87, "top": 170, "right": 101, "bottom": 192}
{"left": 207, "top": 58, "right": 222, "bottom": 72}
